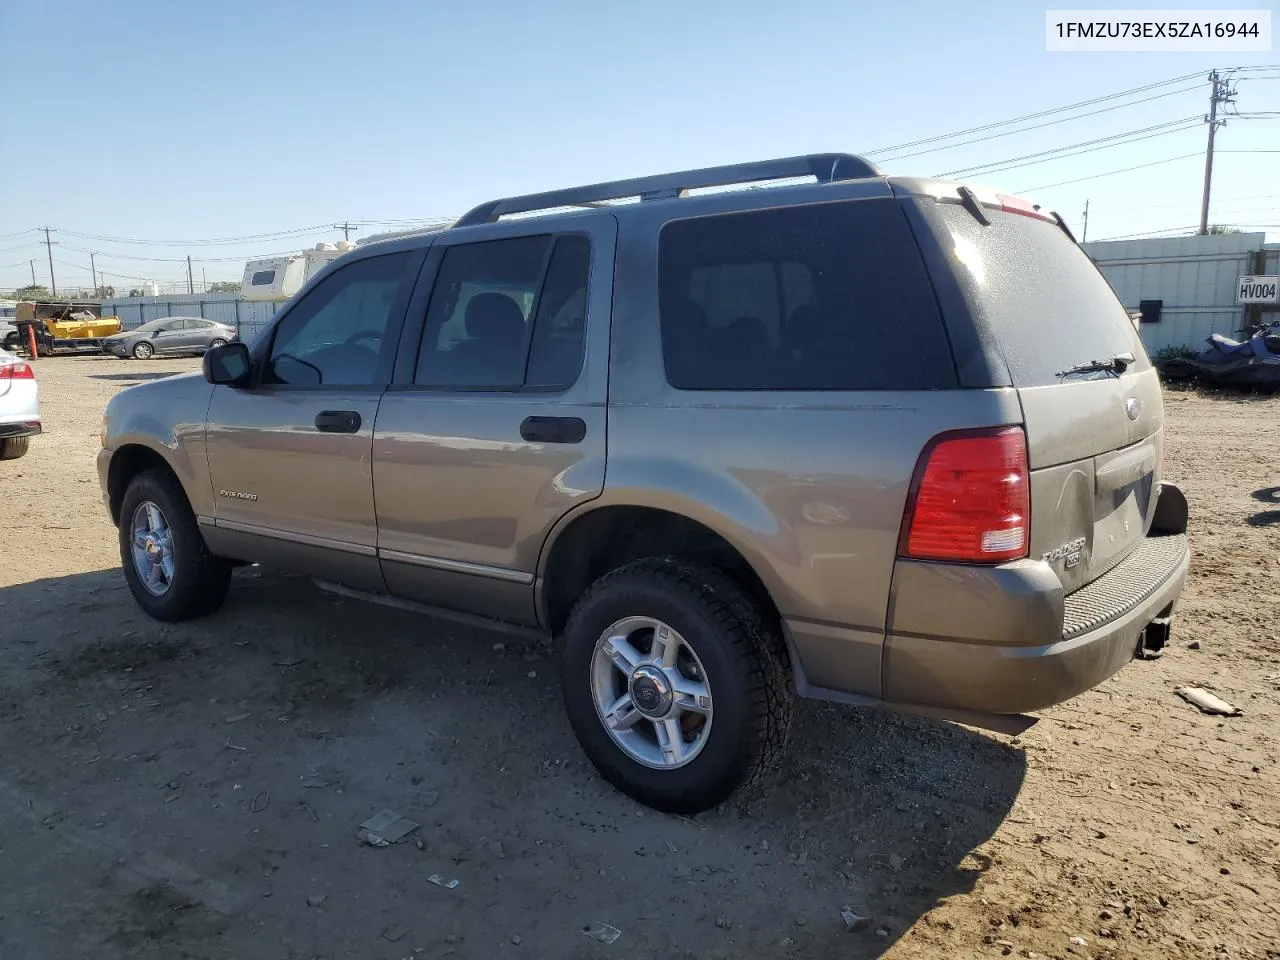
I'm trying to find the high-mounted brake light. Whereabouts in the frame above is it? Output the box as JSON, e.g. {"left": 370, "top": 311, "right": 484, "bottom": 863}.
{"left": 900, "top": 427, "right": 1029, "bottom": 564}
{"left": 0, "top": 362, "right": 34, "bottom": 380}
{"left": 995, "top": 193, "right": 1055, "bottom": 223}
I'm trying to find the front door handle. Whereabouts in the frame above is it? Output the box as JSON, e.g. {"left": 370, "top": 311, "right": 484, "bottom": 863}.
{"left": 520, "top": 416, "right": 587, "bottom": 444}
{"left": 314, "top": 410, "right": 362, "bottom": 433}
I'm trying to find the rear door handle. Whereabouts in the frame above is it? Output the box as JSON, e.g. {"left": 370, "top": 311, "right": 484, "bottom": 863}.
{"left": 314, "top": 410, "right": 362, "bottom": 433}
{"left": 520, "top": 416, "right": 586, "bottom": 444}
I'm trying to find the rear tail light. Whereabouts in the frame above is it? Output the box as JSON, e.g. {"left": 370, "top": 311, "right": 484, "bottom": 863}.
{"left": 0, "top": 362, "right": 34, "bottom": 380}
{"left": 900, "top": 427, "right": 1029, "bottom": 564}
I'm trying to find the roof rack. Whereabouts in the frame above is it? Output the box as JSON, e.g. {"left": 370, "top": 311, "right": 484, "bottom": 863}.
{"left": 453, "top": 153, "right": 881, "bottom": 228}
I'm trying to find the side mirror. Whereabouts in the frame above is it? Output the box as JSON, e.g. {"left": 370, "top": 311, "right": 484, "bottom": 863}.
{"left": 204, "top": 342, "right": 252, "bottom": 386}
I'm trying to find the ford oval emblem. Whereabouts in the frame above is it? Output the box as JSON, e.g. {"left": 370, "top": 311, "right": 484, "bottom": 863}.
{"left": 1125, "top": 397, "right": 1142, "bottom": 421}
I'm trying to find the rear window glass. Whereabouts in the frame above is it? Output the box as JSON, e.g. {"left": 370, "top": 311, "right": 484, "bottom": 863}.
{"left": 935, "top": 204, "right": 1147, "bottom": 386}
{"left": 658, "top": 200, "right": 956, "bottom": 391}
{"left": 251, "top": 270, "right": 276, "bottom": 286}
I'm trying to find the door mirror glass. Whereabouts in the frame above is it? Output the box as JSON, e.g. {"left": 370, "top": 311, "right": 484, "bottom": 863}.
{"left": 204, "top": 341, "right": 252, "bottom": 386}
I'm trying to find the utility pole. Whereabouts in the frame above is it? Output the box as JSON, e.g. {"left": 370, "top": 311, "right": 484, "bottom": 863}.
{"left": 1199, "top": 70, "right": 1237, "bottom": 236}
{"left": 43, "top": 226, "right": 57, "bottom": 296}
{"left": 29, "top": 260, "right": 36, "bottom": 286}
{"left": 202, "top": 267, "right": 207, "bottom": 292}
{"left": 334, "top": 222, "right": 358, "bottom": 242}
{"left": 1081, "top": 200, "right": 1090, "bottom": 243}
{"left": 90, "top": 252, "right": 99, "bottom": 295}
{"left": 187, "top": 255, "right": 194, "bottom": 295}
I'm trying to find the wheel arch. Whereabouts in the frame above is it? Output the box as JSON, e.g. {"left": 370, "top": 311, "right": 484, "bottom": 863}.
{"left": 106, "top": 442, "right": 185, "bottom": 525}
{"left": 536, "top": 499, "right": 789, "bottom": 643}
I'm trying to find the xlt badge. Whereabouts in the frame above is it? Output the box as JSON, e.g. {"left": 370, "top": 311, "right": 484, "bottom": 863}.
{"left": 1042, "top": 536, "right": 1085, "bottom": 569}
{"left": 219, "top": 489, "right": 258, "bottom": 502}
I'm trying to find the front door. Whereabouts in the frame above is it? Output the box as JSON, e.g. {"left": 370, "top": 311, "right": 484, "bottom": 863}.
{"left": 373, "top": 223, "right": 614, "bottom": 625}
{"left": 152, "top": 319, "right": 194, "bottom": 354}
{"left": 203, "top": 249, "right": 423, "bottom": 591}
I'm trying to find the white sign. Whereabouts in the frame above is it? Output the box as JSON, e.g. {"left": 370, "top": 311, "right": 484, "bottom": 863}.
{"left": 1238, "top": 276, "right": 1279, "bottom": 304}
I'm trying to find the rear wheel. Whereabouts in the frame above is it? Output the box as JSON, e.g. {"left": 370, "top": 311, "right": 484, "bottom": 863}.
{"left": 119, "top": 469, "right": 231, "bottom": 621}
{"left": 0, "top": 437, "right": 30, "bottom": 460}
{"left": 561, "top": 558, "right": 791, "bottom": 813}
{"left": 132, "top": 340, "right": 154, "bottom": 360}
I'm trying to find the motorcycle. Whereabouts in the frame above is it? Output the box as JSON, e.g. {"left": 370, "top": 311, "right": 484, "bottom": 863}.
{"left": 1160, "top": 319, "right": 1280, "bottom": 389}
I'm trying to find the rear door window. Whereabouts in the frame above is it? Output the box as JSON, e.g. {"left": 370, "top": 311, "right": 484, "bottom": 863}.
{"left": 934, "top": 204, "right": 1148, "bottom": 386}
{"left": 658, "top": 199, "right": 956, "bottom": 391}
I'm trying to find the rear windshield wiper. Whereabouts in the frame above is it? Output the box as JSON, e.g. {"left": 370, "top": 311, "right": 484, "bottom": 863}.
{"left": 1057, "top": 352, "right": 1135, "bottom": 379}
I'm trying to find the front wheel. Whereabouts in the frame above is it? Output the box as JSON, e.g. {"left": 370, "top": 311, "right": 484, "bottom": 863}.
{"left": 132, "top": 340, "right": 154, "bottom": 360}
{"left": 119, "top": 469, "right": 231, "bottom": 621}
{"left": 561, "top": 559, "right": 792, "bottom": 814}
{"left": 207, "top": 338, "right": 227, "bottom": 352}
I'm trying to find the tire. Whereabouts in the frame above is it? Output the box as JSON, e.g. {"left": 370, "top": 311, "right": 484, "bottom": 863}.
{"left": 119, "top": 468, "right": 231, "bottom": 621}
{"left": 132, "top": 340, "right": 154, "bottom": 360}
{"left": 2, "top": 333, "right": 19, "bottom": 352}
{"left": 561, "top": 558, "right": 792, "bottom": 814}
{"left": 0, "top": 436, "right": 30, "bottom": 460}
{"left": 207, "top": 338, "right": 227, "bottom": 352}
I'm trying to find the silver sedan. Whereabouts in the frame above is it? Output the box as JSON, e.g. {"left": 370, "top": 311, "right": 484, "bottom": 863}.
{"left": 102, "top": 317, "right": 237, "bottom": 360}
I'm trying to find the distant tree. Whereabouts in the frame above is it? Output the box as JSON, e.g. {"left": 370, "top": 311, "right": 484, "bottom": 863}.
{"left": 95, "top": 285, "right": 116, "bottom": 299}
{"left": 1206, "top": 225, "right": 1243, "bottom": 235}
{"left": 207, "top": 281, "right": 240, "bottom": 293}
{"left": 12, "top": 284, "right": 50, "bottom": 300}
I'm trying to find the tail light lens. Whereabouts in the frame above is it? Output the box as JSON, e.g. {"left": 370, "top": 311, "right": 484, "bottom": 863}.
{"left": 0, "top": 362, "right": 34, "bottom": 380}
{"left": 900, "top": 427, "right": 1029, "bottom": 564}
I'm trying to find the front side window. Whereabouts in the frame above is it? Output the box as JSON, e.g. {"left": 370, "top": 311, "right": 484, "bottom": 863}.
{"left": 266, "top": 252, "right": 413, "bottom": 387}
{"left": 415, "top": 235, "right": 590, "bottom": 391}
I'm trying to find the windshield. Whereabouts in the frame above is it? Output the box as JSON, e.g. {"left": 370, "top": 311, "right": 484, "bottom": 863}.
{"left": 934, "top": 203, "right": 1148, "bottom": 387}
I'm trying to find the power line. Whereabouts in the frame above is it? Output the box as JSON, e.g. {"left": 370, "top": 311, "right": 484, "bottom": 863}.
{"left": 936, "top": 118, "right": 1203, "bottom": 178}
{"left": 879, "top": 84, "right": 1203, "bottom": 162}
{"left": 861, "top": 69, "right": 1208, "bottom": 156}
{"left": 57, "top": 224, "right": 334, "bottom": 246}
{"left": 1015, "top": 152, "right": 1202, "bottom": 192}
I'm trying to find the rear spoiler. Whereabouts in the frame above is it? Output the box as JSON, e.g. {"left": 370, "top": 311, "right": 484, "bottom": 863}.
{"left": 889, "top": 178, "right": 1077, "bottom": 243}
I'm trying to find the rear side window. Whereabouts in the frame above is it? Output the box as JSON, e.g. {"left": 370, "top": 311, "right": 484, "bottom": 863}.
{"left": 658, "top": 200, "right": 956, "bottom": 390}
{"left": 416, "top": 235, "right": 590, "bottom": 391}
{"left": 250, "top": 270, "right": 275, "bottom": 286}
{"left": 935, "top": 205, "right": 1148, "bottom": 386}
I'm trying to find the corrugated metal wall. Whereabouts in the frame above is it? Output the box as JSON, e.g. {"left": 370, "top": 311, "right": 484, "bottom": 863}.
{"left": 1082, "top": 233, "right": 1266, "bottom": 354}
{"left": 98, "top": 293, "right": 283, "bottom": 343}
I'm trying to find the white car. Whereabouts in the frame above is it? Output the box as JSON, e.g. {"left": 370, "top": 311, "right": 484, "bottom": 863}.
{"left": 0, "top": 348, "right": 40, "bottom": 460}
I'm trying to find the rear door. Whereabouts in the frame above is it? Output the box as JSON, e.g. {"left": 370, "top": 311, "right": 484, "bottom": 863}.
{"left": 922, "top": 200, "right": 1160, "bottom": 591}
{"left": 372, "top": 220, "right": 614, "bottom": 625}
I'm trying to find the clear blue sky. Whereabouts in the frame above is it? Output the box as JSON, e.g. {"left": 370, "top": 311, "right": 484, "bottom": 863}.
{"left": 0, "top": 0, "right": 1275, "bottom": 292}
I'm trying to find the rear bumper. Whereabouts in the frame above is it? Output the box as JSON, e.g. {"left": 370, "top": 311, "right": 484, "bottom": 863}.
{"left": 881, "top": 532, "right": 1189, "bottom": 714}
{"left": 0, "top": 420, "right": 41, "bottom": 439}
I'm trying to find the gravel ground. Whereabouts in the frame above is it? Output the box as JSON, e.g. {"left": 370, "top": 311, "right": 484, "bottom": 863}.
{"left": 0, "top": 356, "right": 1276, "bottom": 960}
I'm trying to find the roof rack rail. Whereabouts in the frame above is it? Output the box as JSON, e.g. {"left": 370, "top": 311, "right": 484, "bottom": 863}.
{"left": 454, "top": 153, "right": 881, "bottom": 228}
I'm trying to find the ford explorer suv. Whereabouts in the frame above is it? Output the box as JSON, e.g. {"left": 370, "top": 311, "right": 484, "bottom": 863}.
{"left": 98, "top": 154, "right": 1190, "bottom": 813}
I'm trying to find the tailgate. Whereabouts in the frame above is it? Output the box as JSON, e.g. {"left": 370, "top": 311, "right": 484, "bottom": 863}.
{"left": 1023, "top": 370, "right": 1162, "bottom": 592}
{"left": 915, "top": 197, "right": 1160, "bottom": 594}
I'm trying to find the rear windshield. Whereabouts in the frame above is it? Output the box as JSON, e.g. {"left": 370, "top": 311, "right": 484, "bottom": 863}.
{"left": 658, "top": 199, "right": 957, "bottom": 391}
{"left": 934, "top": 203, "right": 1147, "bottom": 386}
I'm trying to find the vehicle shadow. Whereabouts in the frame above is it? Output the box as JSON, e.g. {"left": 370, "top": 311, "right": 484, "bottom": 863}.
{"left": 88, "top": 372, "right": 183, "bottom": 383}
{"left": 0, "top": 567, "right": 1026, "bottom": 960}
{"left": 1251, "top": 486, "right": 1280, "bottom": 504}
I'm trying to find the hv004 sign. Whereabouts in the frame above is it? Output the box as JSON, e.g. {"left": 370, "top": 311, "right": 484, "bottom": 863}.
{"left": 1238, "top": 276, "right": 1279, "bottom": 304}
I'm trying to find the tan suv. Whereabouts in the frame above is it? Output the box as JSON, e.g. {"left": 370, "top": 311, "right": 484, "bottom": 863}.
{"left": 98, "top": 154, "right": 1190, "bottom": 813}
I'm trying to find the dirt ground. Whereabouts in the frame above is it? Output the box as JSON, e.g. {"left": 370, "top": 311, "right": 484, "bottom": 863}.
{"left": 0, "top": 355, "right": 1276, "bottom": 960}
